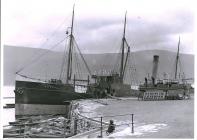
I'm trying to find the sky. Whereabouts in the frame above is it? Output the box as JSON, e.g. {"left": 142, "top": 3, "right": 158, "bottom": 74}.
{"left": 2, "top": 0, "right": 195, "bottom": 54}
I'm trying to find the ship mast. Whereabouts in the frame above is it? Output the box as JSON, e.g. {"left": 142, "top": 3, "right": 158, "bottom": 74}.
{"left": 66, "top": 4, "right": 75, "bottom": 84}
{"left": 174, "top": 36, "right": 180, "bottom": 80}
{"left": 120, "top": 11, "right": 127, "bottom": 83}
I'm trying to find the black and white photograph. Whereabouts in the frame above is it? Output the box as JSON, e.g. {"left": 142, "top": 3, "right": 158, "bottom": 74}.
{"left": 1, "top": 0, "right": 195, "bottom": 139}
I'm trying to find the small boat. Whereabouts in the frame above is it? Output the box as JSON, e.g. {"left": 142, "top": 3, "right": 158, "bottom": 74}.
{"left": 3, "top": 104, "right": 15, "bottom": 108}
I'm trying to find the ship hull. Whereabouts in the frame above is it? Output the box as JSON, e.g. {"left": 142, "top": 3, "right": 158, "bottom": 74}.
{"left": 14, "top": 80, "right": 94, "bottom": 117}
{"left": 138, "top": 83, "right": 191, "bottom": 100}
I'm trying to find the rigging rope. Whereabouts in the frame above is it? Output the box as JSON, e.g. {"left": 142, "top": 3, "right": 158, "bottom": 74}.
{"left": 126, "top": 46, "right": 138, "bottom": 85}
{"left": 74, "top": 46, "right": 82, "bottom": 80}
{"left": 59, "top": 38, "right": 69, "bottom": 80}
{"left": 112, "top": 45, "right": 122, "bottom": 74}
{"left": 16, "top": 73, "right": 46, "bottom": 82}
{"left": 57, "top": 34, "right": 92, "bottom": 83}
{"left": 73, "top": 37, "right": 92, "bottom": 76}
{"left": 16, "top": 14, "right": 71, "bottom": 74}
{"left": 16, "top": 37, "right": 68, "bottom": 74}
{"left": 170, "top": 52, "right": 183, "bottom": 80}
{"left": 76, "top": 49, "right": 84, "bottom": 80}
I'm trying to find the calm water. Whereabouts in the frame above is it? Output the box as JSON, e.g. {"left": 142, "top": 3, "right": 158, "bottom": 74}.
{"left": 95, "top": 96, "right": 194, "bottom": 138}
{"left": 2, "top": 86, "right": 194, "bottom": 138}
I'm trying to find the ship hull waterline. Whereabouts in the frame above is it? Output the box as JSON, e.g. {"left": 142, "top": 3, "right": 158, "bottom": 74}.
{"left": 14, "top": 80, "right": 94, "bottom": 117}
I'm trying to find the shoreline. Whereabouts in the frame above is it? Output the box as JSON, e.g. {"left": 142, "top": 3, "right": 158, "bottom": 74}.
{"left": 2, "top": 95, "right": 194, "bottom": 138}
{"left": 72, "top": 95, "right": 194, "bottom": 138}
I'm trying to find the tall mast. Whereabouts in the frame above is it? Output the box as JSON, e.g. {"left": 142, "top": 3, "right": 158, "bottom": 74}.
{"left": 175, "top": 36, "right": 180, "bottom": 79}
{"left": 120, "top": 11, "right": 127, "bottom": 83}
{"left": 66, "top": 4, "right": 75, "bottom": 84}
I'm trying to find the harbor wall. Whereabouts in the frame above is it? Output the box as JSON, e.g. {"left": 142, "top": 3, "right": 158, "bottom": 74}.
{"left": 15, "top": 104, "right": 70, "bottom": 117}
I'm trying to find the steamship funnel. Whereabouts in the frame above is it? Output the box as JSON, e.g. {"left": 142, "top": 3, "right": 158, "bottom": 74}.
{"left": 152, "top": 55, "right": 159, "bottom": 80}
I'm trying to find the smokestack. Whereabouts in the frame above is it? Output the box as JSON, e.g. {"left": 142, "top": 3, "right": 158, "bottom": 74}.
{"left": 152, "top": 55, "right": 159, "bottom": 81}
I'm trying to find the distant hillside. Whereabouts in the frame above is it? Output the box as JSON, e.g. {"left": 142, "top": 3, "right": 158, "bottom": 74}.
{"left": 3, "top": 45, "right": 194, "bottom": 85}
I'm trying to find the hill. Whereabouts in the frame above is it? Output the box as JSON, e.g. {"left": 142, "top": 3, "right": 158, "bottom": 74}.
{"left": 3, "top": 45, "right": 194, "bottom": 85}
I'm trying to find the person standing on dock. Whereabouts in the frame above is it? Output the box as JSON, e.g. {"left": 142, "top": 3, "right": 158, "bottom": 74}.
{"left": 106, "top": 120, "right": 115, "bottom": 135}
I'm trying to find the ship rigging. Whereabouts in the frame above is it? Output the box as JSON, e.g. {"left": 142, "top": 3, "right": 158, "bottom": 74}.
{"left": 15, "top": 5, "right": 91, "bottom": 86}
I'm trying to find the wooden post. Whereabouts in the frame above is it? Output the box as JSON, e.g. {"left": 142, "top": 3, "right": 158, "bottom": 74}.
{"left": 64, "top": 119, "right": 66, "bottom": 138}
{"left": 131, "top": 114, "right": 134, "bottom": 133}
{"left": 74, "top": 74, "right": 76, "bottom": 87}
{"left": 74, "top": 118, "right": 78, "bottom": 135}
{"left": 100, "top": 117, "right": 103, "bottom": 138}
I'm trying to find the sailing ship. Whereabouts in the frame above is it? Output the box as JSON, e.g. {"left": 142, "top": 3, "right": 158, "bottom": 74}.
{"left": 138, "top": 37, "right": 192, "bottom": 100}
{"left": 14, "top": 8, "right": 134, "bottom": 117}
{"left": 90, "top": 11, "right": 134, "bottom": 98}
{"left": 14, "top": 5, "right": 95, "bottom": 117}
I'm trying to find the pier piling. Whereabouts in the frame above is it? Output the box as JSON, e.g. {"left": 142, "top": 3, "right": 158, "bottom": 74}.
{"left": 131, "top": 114, "right": 134, "bottom": 133}
{"left": 100, "top": 117, "right": 103, "bottom": 138}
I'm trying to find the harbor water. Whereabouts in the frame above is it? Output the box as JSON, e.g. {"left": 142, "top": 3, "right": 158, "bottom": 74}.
{"left": 2, "top": 86, "right": 194, "bottom": 138}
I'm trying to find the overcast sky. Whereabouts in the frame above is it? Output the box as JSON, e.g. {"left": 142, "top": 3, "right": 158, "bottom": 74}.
{"left": 2, "top": 0, "right": 195, "bottom": 54}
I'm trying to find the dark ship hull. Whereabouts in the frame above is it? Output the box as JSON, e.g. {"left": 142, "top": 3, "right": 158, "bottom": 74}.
{"left": 14, "top": 80, "right": 94, "bottom": 117}
{"left": 13, "top": 6, "right": 96, "bottom": 117}
{"left": 14, "top": 10, "right": 136, "bottom": 117}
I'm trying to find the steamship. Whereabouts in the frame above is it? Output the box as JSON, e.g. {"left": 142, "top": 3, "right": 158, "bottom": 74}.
{"left": 139, "top": 37, "right": 192, "bottom": 100}
{"left": 14, "top": 8, "right": 133, "bottom": 117}
{"left": 14, "top": 5, "right": 95, "bottom": 117}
